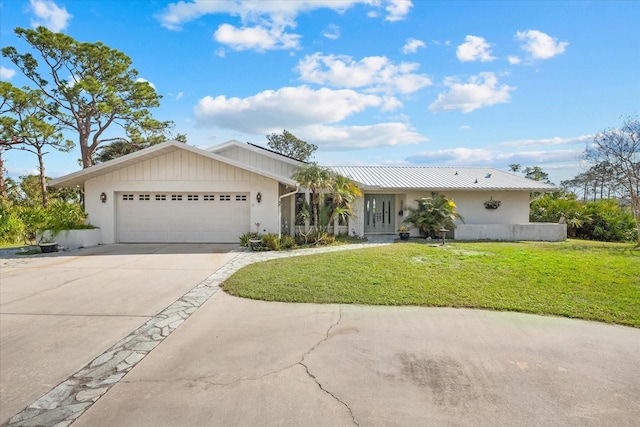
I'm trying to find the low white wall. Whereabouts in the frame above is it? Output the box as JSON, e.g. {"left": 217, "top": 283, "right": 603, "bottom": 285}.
{"left": 455, "top": 223, "right": 567, "bottom": 242}
{"left": 37, "top": 229, "right": 102, "bottom": 250}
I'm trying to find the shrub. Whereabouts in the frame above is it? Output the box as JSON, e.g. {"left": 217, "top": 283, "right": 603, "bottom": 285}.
{"left": 261, "top": 233, "right": 280, "bottom": 251}
{"left": 279, "top": 234, "right": 295, "bottom": 249}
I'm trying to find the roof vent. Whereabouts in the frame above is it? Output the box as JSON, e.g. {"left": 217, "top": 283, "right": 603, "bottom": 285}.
{"left": 486, "top": 173, "right": 492, "bottom": 178}
{"left": 474, "top": 178, "right": 478, "bottom": 184}
{"left": 455, "top": 171, "right": 458, "bottom": 175}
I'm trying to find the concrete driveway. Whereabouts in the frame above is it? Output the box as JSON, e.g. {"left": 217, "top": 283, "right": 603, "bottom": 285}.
{"left": 2, "top": 243, "right": 639, "bottom": 426}
{"left": 0, "top": 243, "right": 239, "bottom": 425}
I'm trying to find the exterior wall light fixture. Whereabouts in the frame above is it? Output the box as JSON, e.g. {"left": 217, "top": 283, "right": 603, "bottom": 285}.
{"left": 256, "top": 192, "right": 262, "bottom": 203}
{"left": 100, "top": 192, "right": 107, "bottom": 203}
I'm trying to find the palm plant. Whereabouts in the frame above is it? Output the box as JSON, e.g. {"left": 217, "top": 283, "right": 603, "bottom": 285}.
{"left": 403, "top": 193, "right": 463, "bottom": 238}
{"left": 292, "top": 164, "right": 335, "bottom": 232}
{"left": 329, "top": 174, "right": 362, "bottom": 235}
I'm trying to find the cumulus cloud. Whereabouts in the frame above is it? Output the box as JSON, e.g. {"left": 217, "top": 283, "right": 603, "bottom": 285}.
{"left": 214, "top": 22, "right": 300, "bottom": 51}
{"left": 516, "top": 30, "right": 569, "bottom": 60}
{"left": 402, "top": 38, "right": 425, "bottom": 54}
{"left": 193, "top": 85, "right": 423, "bottom": 150}
{"left": 322, "top": 24, "right": 340, "bottom": 40}
{"left": 296, "top": 53, "right": 432, "bottom": 94}
{"left": 301, "top": 122, "right": 426, "bottom": 150}
{"left": 157, "top": 1, "right": 411, "bottom": 30}
{"left": 507, "top": 56, "right": 521, "bottom": 65}
{"left": 456, "top": 35, "right": 495, "bottom": 62}
{"left": 429, "top": 72, "right": 514, "bottom": 113}
{"left": 385, "top": 0, "right": 413, "bottom": 22}
{"left": 29, "top": 0, "right": 72, "bottom": 32}
{"left": 0, "top": 66, "right": 16, "bottom": 80}
{"left": 193, "top": 85, "right": 399, "bottom": 133}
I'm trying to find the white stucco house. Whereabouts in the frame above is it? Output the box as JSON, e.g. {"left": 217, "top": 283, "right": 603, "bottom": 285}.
{"left": 49, "top": 139, "right": 566, "bottom": 244}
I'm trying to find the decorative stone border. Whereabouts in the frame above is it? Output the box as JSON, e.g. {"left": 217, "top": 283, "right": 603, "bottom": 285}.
{"left": 6, "top": 242, "right": 390, "bottom": 427}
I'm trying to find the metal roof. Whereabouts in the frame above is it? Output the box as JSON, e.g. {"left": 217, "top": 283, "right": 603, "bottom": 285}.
{"left": 328, "top": 166, "right": 559, "bottom": 191}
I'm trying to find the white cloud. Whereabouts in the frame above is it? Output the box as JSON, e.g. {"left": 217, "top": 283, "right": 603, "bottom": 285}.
{"left": 156, "top": 1, "right": 411, "bottom": 51}
{"left": 428, "top": 72, "right": 514, "bottom": 113}
{"left": 300, "top": 122, "right": 426, "bottom": 150}
{"left": 456, "top": 35, "right": 496, "bottom": 62}
{"left": 516, "top": 30, "right": 569, "bottom": 60}
{"left": 499, "top": 135, "right": 593, "bottom": 147}
{"left": 0, "top": 66, "right": 16, "bottom": 80}
{"left": 405, "top": 147, "right": 582, "bottom": 167}
{"left": 402, "top": 38, "right": 425, "bottom": 54}
{"left": 322, "top": 24, "right": 340, "bottom": 40}
{"left": 29, "top": 0, "right": 72, "bottom": 32}
{"left": 459, "top": 125, "right": 472, "bottom": 130}
{"left": 175, "top": 92, "right": 184, "bottom": 100}
{"left": 193, "top": 85, "right": 397, "bottom": 134}
{"left": 507, "top": 56, "right": 521, "bottom": 65}
{"left": 385, "top": 0, "right": 413, "bottom": 22}
{"left": 296, "top": 53, "right": 432, "bottom": 94}
{"left": 214, "top": 23, "right": 300, "bottom": 51}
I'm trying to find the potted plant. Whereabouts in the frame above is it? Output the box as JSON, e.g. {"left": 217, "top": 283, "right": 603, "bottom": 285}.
{"left": 484, "top": 197, "right": 501, "bottom": 210}
{"left": 37, "top": 232, "right": 58, "bottom": 253}
{"left": 398, "top": 226, "right": 410, "bottom": 241}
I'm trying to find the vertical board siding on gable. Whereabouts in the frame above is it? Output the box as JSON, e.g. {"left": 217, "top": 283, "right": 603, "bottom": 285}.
{"left": 92, "top": 151, "right": 271, "bottom": 184}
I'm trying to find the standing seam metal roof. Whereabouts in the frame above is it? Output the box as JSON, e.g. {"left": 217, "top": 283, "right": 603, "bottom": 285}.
{"left": 328, "top": 166, "right": 558, "bottom": 191}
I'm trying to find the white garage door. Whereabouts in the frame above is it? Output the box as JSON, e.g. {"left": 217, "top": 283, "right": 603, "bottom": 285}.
{"left": 117, "top": 192, "right": 250, "bottom": 243}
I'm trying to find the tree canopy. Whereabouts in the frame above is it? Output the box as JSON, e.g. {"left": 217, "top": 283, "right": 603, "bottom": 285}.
{"left": 2, "top": 26, "right": 170, "bottom": 168}
{"left": 584, "top": 116, "right": 639, "bottom": 245}
{"left": 266, "top": 130, "right": 317, "bottom": 162}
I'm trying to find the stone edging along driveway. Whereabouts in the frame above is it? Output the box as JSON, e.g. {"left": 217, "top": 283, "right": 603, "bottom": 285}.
{"left": 5, "top": 243, "right": 388, "bottom": 427}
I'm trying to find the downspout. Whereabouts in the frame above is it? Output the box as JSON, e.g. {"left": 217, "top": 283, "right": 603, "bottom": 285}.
{"left": 278, "top": 184, "right": 299, "bottom": 238}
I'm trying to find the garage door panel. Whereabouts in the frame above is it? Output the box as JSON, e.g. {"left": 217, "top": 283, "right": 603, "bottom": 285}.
{"left": 117, "top": 192, "right": 249, "bottom": 243}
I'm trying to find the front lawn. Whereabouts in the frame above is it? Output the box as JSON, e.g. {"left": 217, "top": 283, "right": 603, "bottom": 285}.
{"left": 222, "top": 240, "right": 640, "bottom": 327}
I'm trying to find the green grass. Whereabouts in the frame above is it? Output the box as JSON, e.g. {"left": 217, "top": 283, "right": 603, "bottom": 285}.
{"left": 222, "top": 240, "right": 640, "bottom": 327}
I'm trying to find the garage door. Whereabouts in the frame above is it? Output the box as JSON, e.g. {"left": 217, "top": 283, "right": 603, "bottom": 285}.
{"left": 117, "top": 192, "right": 250, "bottom": 243}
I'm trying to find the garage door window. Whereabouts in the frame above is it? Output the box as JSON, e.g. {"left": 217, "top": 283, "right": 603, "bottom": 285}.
{"left": 123, "top": 194, "right": 134, "bottom": 201}
{"left": 171, "top": 194, "right": 183, "bottom": 201}
{"left": 139, "top": 194, "right": 150, "bottom": 201}
{"left": 203, "top": 195, "right": 215, "bottom": 201}
{"left": 155, "top": 194, "right": 166, "bottom": 201}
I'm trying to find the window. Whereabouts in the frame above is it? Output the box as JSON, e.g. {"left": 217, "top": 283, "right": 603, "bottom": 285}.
{"left": 236, "top": 195, "right": 247, "bottom": 201}
{"left": 187, "top": 194, "right": 199, "bottom": 201}
{"left": 203, "top": 194, "right": 215, "bottom": 201}
{"left": 220, "top": 195, "right": 231, "bottom": 201}
{"left": 122, "top": 194, "right": 134, "bottom": 201}
{"left": 139, "top": 194, "right": 150, "bottom": 201}
{"left": 155, "top": 194, "right": 166, "bottom": 201}
{"left": 171, "top": 194, "right": 183, "bottom": 201}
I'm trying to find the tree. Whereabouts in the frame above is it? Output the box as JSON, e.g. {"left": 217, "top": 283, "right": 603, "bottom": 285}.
{"left": 2, "top": 26, "right": 170, "bottom": 168}
{"left": 0, "top": 82, "right": 73, "bottom": 207}
{"left": 585, "top": 116, "right": 640, "bottom": 245}
{"left": 402, "top": 193, "right": 464, "bottom": 238}
{"left": 328, "top": 174, "right": 362, "bottom": 235}
{"left": 266, "top": 130, "right": 317, "bottom": 162}
{"left": 292, "top": 164, "right": 334, "bottom": 231}
{"left": 92, "top": 120, "right": 186, "bottom": 164}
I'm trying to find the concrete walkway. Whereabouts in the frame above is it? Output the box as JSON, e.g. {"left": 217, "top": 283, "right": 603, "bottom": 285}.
{"left": 2, "top": 241, "right": 639, "bottom": 426}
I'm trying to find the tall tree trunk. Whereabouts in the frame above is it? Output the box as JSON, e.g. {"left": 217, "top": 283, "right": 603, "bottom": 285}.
{"left": 37, "top": 150, "right": 48, "bottom": 208}
{"left": 0, "top": 150, "right": 5, "bottom": 197}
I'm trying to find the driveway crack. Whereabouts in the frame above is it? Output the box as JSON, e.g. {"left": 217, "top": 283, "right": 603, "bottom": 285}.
{"left": 298, "top": 305, "right": 360, "bottom": 427}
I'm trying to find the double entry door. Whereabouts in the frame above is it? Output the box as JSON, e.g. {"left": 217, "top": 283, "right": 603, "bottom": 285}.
{"left": 364, "top": 194, "right": 395, "bottom": 233}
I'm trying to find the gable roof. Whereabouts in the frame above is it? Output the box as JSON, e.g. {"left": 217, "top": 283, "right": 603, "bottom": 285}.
{"left": 329, "top": 166, "right": 559, "bottom": 191}
{"left": 49, "top": 140, "right": 298, "bottom": 188}
{"left": 208, "top": 140, "right": 304, "bottom": 166}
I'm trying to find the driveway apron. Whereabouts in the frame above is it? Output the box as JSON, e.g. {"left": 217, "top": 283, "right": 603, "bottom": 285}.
{"left": 0, "top": 244, "right": 239, "bottom": 425}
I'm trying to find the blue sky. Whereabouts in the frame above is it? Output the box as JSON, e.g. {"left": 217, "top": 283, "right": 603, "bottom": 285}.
{"left": 1, "top": 0, "right": 639, "bottom": 185}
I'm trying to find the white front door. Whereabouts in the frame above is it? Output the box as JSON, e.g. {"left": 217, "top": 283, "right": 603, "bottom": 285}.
{"left": 364, "top": 194, "right": 395, "bottom": 233}
{"left": 116, "top": 192, "right": 250, "bottom": 243}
